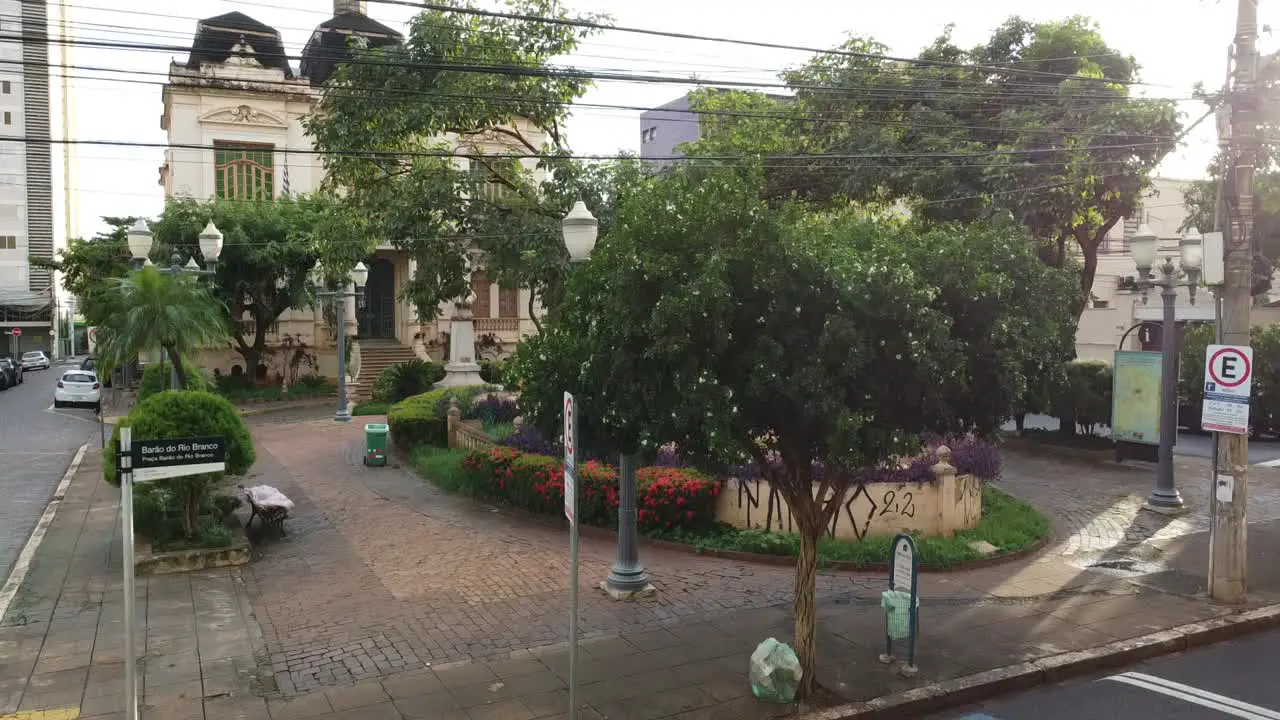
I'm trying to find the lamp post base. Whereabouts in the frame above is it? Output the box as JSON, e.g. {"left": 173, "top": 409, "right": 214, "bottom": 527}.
{"left": 1144, "top": 496, "right": 1188, "bottom": 515}
{"left": 334, "top": 410, "right": 352, "bottom": 423}
{"left": 598, "top": 579, "right": 656, "bottom": 602}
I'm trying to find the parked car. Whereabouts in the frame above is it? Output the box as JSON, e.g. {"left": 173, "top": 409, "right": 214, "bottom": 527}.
{"left": 21, "top": 350, "right": 50, "bottom": 371}
{"left": 0, "top": 357, "right": 23, "bottom": 387}
{"left": 0, "top": 365, "right": 8, "bottom": 390}
{"left": 53, "top": 369, "right": 101, "bottom": 411}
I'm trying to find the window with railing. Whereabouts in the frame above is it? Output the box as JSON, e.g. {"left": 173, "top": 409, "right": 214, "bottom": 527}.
{"left": 498, "top": 286, "right": 519, "bottom": 318}
{"left": 468, "top": 159, "right": 514, "bottom": 204}
{"left": 214, "top": 142, "right": 274, "bottom": 201}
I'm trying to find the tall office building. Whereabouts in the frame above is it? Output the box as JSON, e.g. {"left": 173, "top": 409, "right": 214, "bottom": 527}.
{"left": 0, "top": 0, "right": 54, "bottom": 355}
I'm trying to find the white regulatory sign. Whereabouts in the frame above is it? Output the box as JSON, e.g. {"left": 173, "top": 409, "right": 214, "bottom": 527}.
{"left": 563, "top": 391, "right": 576, "bottom": 525}
{"left": 1201, "top": 344, "right": 1254, "bottom": 435}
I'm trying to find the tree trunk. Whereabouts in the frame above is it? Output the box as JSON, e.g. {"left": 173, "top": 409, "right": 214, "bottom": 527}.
{"left": 528, "top": 289, "right": 542, "bottom": 334}
{"left": 792, "top": 526, "right": 820, "bottom": 700}
{"left": 181, "top": 485, "right": 200, "bottom": 539}
{"left": 1014, "top": 412, "right": 1026, "bottom": 434}
{"left": 164, "top": 345, "right": 188, "bottom": 389}
{"left": 1079, "top": 242, "right": 1100, "bottom": 297}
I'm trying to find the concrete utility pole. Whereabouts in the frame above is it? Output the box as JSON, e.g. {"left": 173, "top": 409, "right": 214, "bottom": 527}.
{"left": 1211, "top": 0, "right": 1259, "bottom": 605}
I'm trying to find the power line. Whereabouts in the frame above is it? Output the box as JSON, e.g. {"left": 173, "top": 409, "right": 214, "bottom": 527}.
{"left": 12, "top": 59, "right": 1183, "bottom": 143}
{"left": 0, "top": 134, "right": 1178, "bottom": 162}
{"left": 363, "top": 0, "right": 1169, "bottom": 89}
{"left": 0, "top": 30, "right": 1195, "bottom": 104}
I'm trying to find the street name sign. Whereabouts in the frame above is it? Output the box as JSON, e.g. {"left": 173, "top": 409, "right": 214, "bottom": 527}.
{"left": 130, "top": 436, "right": 226, "bottom": 482}
{"left": 1201, "top": 344, "right": 1254, "bottom": 435}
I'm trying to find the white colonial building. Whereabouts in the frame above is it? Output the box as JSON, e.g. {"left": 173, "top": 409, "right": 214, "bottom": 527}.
{"left": 160, "top": 1, "right": 542, "bottom": 396}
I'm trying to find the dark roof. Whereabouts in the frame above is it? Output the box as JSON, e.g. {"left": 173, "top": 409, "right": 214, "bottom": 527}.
{"left": 184, "top": 11, "right": 293, "bottom": 78}
{"left": 300, "top": 11, "right": 402, "bottom": 87}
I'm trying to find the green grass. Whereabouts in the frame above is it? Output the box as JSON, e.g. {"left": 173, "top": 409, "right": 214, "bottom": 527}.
{"left": 651, "top": 486, "right": 1050, "bottom": 570}
{"left": 217, "top": 383, "right": 335, "bottom": 404}
{"left": 486, "top": 421, "right": 516, "bottom": 440}
{"left": 410, "top": 446, "right": 471, "bottom": 493}
{"left": 353, "top": 401, "right": 391, "bottom": 416}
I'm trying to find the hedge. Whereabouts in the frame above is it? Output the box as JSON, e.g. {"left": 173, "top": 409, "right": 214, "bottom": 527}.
{"left": 387, "top": 385, "right": 489, "bottom": 451}
{"left": 459, "top": 446, "right": 721, "bottom": 531}
{"left": 138, "top": 359, "right": 213, "bottom": 401}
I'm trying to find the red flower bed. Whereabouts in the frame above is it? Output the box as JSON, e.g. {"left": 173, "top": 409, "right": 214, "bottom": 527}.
{"left": 460, "top": 448, "right": 720, "bottom": 531}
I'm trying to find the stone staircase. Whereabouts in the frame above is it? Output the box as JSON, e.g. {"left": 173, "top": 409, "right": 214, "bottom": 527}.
{"left": 351, "top": 339, "right": 419, "bottom": 402}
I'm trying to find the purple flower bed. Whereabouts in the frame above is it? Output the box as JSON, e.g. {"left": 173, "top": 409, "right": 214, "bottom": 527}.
{"left": 723, "top": 434, "right": 1001, "bottom": 483}
{"left": 469, "top": 394, "right": 520, "bottom": 424}
{"left": 497, "top": 426, "right": 563, "bottom": 457}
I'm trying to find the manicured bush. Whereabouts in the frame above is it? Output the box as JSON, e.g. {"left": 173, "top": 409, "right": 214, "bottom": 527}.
{"left": 459, "top": 447, "right": 720, "bottom": 531}
{"left": 371, "top": 359, "right": 446, "bottom": 403}
{"left": 386, "top": 385, "right": 487, "bottom": 451}
{"left": 138, "top": 359, "right": 212, "bottom": 400}
{"left": 106, "top": 390, "right": 255, "bottom": 540}
{"left": 1052, "top": 360, "right": 1113, "bottom": 435}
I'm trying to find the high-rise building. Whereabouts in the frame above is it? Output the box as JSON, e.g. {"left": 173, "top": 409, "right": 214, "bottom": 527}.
{"left": 0, "top": 0, "right": 54, "bottom": 355}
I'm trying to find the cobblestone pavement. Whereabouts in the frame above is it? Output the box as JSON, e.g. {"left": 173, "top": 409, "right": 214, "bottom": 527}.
{"left": 998, "top": 452, "right": 1280, "bottom": 559}
{"left": 244, "top": 418, "right": 882, "bottom": 696}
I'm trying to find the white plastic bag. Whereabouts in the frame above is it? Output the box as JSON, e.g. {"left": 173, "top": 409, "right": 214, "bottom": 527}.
{"left": 748, "top": 637, "right": 802, "bottom": 702}
{"left": 244, "top": 484, "right": 294, "bottom": 511}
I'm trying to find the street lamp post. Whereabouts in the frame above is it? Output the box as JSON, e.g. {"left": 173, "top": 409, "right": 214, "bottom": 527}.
{"left": 561, "top": 200, "right": 654, "bottom": 598}
{"left": 313, "top": 261, "right": 368, "bottom": 423}
{"left": 1129, "top": 223, "right": 1203, "bottom": 512}
{"left": 126, "top": 219, "right": 223, "bottom": 390}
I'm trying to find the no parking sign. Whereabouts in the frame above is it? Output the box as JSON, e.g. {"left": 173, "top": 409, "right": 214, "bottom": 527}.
{"left": 1202, "top": 344, "right": 1254, "bottom": 435}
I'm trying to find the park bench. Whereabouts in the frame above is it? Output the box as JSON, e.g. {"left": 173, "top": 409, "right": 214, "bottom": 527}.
{"left": 239, "top": 484, "right": 294, "bottom": 533}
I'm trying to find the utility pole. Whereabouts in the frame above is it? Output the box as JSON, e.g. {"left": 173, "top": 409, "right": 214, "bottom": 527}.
{"left": 1211, "top": 0, "right": 1259, "bottom": 605}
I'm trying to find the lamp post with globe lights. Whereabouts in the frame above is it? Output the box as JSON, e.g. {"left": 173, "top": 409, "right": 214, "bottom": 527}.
{"left": 125, "top": 219, "right": 224, "bottom": 390}
{"left": 562, "top": 200, "right": 654, "bottom": 598}
{"left": 1128, "top": 223, "right": 1203, "bottom": 512}
{"left": 313, "top": 260, "right": 368, "bottom": 423}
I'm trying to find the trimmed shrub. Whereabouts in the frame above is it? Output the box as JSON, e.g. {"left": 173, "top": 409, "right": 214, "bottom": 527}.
{"left": 1052, "top": 360, "right": 1113, "bottom": 435}
{"left": 371, "top": 359, "right": 446, "bottom": 403}
{"left": 459, "top": 447, "right": 719, "bottom": 531}
{"left": 139, "top": 359, "right": 212, "bottom": 400}
{"left": 106, "top": 390, "right": 254, "bottom": 540}
{"left": 386, "top": 385, "right": 487, "bottom": 451}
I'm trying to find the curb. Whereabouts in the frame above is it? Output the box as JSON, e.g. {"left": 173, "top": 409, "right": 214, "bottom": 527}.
{"left": 793, "top": 603, "right": 1280, "bottom": 720}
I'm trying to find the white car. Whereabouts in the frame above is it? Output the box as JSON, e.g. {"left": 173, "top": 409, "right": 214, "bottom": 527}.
{"left": 21, "top": 350, "right": 50, "bottom": 371}
{"left": 54, "top": 369, "right": 101, "bottom": 411}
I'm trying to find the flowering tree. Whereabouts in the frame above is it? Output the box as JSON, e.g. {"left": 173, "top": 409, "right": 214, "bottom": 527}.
{"left": 513, "top": 163, "right": 1075, "bottom": 697}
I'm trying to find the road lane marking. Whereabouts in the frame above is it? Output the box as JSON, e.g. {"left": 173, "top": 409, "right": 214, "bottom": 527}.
{"left": 0, "top": 709, "right": 81, "bottom": 719}
{"left": 1256, "top": 458, "right": 1280, "bottom": 467}
{"left": 1107, "top": 672, "right": 1280, "bottom": 719}
{"left": 0, "top": 443, "right": 88, "bottom": 623}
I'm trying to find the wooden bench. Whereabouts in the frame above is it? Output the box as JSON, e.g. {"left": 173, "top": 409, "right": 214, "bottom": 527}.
{"left": 239, "top": 484, "right": 290, "bottom": 533}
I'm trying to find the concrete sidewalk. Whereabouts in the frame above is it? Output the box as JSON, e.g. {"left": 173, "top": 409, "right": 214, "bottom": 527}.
{"left": 1, "top": 424, "right": 1276, "bottom": 720}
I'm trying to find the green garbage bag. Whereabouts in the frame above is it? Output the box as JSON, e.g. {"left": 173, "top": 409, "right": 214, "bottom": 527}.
{"left": 749, "top": 637, "right": 802, "bottom": 702}
{"left": 881, "top": 590, "right": 917, "bottom": 640}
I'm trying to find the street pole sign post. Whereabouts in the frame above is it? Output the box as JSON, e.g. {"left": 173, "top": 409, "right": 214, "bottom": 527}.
{"left": 560, "top": 389, "right": 581, "bottom": 717}
{"left": 115, "top": 432, "right": 226, "bottom": 720}
{"left": 10, "top": 327, "right": 19, "bottom": 337}
{"left": 1201, "top": 344, "right": 1253, "bottom": 435}
{"left": 879, "top": 533, "right": 919, "bottom": 677}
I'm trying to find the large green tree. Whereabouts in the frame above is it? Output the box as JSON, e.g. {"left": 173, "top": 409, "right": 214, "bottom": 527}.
{"left": 304, "top": 0, "right": 616, "bottom": 325}
{"left": 151, "top": 196, "right": 372, "bottom": 376}
{"left": 511, "top": 163, "right": 1077, "bottom": 697}
{"left": 687, "top": 16, "right": 1180, "bottom": 304}
{"left": 40, "top": 196, "right": 370, "bottom": 376}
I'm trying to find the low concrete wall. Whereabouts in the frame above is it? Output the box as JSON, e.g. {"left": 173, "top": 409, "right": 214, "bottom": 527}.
{"left": 714, "top": 448, "right": 981, "bottom": 541}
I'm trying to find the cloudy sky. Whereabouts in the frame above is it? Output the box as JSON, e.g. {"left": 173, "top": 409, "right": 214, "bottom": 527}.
{"left": 48, "top": 0, "right": 1260, "bottom": 243}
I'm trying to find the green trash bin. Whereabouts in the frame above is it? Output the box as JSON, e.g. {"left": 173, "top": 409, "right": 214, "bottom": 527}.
{"left": 364, "top": 423, "right": 389, "bottom": 467}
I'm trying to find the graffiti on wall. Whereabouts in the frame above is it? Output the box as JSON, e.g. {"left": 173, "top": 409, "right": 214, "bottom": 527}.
{"left": 731, "top": 478, "right": 921, "bottom": 541}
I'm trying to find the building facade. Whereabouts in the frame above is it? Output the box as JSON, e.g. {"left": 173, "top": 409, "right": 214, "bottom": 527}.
{"left": 0, "top": 0, "right": 54, "bottom": 356}
{"left": 161, "top": 3, "right": 542, "bottom": 392}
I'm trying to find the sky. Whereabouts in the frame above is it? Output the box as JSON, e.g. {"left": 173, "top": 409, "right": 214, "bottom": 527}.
{"left": 48, "top": 0, "right": 1265, "bottom": 244}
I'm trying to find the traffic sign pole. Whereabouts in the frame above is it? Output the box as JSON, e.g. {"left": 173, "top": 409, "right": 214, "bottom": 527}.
{"left": 563, "top": 392, "right": 580, "bottom": 720}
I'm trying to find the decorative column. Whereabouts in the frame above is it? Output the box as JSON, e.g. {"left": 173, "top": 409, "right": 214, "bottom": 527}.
{"left": 436, "top": 259, "right": 484, "bottom": 387}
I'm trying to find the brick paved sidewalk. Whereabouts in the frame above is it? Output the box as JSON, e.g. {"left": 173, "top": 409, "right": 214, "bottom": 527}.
{"left": 4, "top": 420, "right": 1278, "bottom": 720}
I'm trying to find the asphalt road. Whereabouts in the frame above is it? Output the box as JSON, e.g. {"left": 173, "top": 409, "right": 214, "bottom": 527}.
{"left": 1009, "top": 413, "right": 1280, "bottom": 466}
{"left": 0, "top": 357, "right": 99, "bottom": 583}
{"left": 943, "top": 628, "right": 1280, "bottom": 719}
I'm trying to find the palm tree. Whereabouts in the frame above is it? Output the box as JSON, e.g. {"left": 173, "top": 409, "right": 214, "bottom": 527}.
{"left": 95, "top": 267, "right": 229, "bottom": 389}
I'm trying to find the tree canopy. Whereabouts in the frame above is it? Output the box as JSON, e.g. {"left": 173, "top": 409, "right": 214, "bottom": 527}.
{"left": 510, "top": 162, "right": 1078, "bottom": 695}
{"left": 304, "top": 0, "right": 621, "bottom": 325}
{"left": 685, "top": 16, "right": 1180, "bottom": 303}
